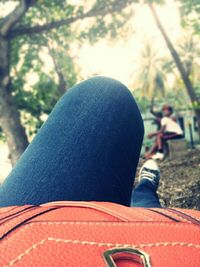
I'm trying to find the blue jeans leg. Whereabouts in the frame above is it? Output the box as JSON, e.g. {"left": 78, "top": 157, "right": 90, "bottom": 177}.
{"left": 0, "top": 76, "right": 144, "bottom": 207}
{"left": 131, "top": 180, "right": 162, "bottom": 208}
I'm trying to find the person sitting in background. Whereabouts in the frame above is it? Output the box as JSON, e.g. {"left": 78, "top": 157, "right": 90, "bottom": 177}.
{"left": 146, "top": 104, "right": 184, "bottom": 160}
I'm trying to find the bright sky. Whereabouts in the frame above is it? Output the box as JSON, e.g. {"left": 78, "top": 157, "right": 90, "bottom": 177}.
{"left": 77, "top": 0, "right": 181, "bottom": 87}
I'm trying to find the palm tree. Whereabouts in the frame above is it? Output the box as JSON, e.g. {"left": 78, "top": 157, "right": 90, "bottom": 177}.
{"left": 147, "top": 1, "right": 200, "bottom": 138}
{"left": 133, "top": 43, "right": 167, "bottom": 104}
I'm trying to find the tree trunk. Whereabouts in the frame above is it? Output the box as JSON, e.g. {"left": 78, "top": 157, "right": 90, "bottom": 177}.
{"left": 195, "top": 110, "right": 200, "bottom": 141}
{"left": 0, "top": 37, "right": 29, "bottom": 166}
{"left": 148, "top": 2, "right": 200, "bottom": 138}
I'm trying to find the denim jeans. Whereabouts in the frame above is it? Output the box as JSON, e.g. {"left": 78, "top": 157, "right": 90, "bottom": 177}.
{"left": 131, "top": 180, "right": 161, "bottom": 208}
{"left": 0, "top": 76, "right": 161, "bottom": 208}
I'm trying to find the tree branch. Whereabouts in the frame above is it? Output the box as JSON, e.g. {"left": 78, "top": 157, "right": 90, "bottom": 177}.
{"left": 8, "top": 14, "right": 86, "bottom": 38}
{"left": 0, "top": 0, "right": 36, "bottom": 36}
{"left": 8, "top": 0, "right": 133, "bottom": 38}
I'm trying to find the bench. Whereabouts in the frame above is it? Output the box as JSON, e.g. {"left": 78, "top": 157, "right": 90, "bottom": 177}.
{"left": 165, "top": 139, "right": 188, "bottom": 160}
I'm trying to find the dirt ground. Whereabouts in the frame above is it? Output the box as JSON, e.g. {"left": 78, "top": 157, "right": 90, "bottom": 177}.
{"left": 135, "top": 148, "right": 200, "bottom": 210}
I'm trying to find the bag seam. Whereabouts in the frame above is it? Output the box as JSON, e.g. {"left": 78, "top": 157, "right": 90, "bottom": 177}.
{"left": 7, "top": 238, "right": 200, "bottom": 266}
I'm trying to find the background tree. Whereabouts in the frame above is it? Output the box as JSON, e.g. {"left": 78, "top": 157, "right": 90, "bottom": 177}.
{"left": 147, "top": 0, "right": 200, "bottom": 138}
{"left": 163, "top": 33, "right": 200, "bottom": 109}
{"left": 133, "top": 43, "right": 167, "bottom": 104}
{"left": 0, "top": 0, "right": 133, "bottom": 165}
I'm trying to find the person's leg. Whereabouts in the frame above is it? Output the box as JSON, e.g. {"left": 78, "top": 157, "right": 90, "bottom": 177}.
{"left": 162, "top": 133, "right": 184, "bottom": 141}
{"left": 145, "top": 140, "right": 158, "bottom": 159}
{"left": 153, "top": 132, "right": 184, "bottom": 160}
{"left": 151, "top": 133, "right": 165, "bottom": 160}
{"left": 131, "top": 159, "right": 162, "bottom": 208}
{"left": 0, "top": 76, "right": 144, "bottom": 207}
{"left": 156, "top": 132, "right": 163, "bottom": 151}
{"left": 131, "top": 180, "right": 161, "bottom": 208}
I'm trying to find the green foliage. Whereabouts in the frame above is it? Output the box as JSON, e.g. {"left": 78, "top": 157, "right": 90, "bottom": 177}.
{"left": 134, "top": 94, "right": 150, "bottom": 113}
{"left": 178, "top": 0, "right": 200, "bottom": 35}
{"left": 1, "top": 0, "right": 132, "bottom": 139}
{"left": 10, "top": 35, "right": 78, "bottom": 138}
{"left": 145, "top": 0, "right": 165, "bottom": 4}
{"left": 132, "top": 43, "right": 167, "bottom": 100}
{"left": 161, "top": 33, "right": 200, "bottom": 111}
{"left": 79, "top": 11, "right": 132, "bottom": 43}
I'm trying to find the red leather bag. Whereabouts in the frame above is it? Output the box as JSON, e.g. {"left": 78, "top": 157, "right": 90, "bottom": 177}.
{"left": 0, "top": 201, "right": 200, "bottom": 266}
